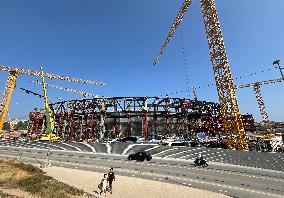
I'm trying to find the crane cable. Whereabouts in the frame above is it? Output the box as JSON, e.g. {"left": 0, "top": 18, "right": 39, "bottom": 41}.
{"left": 180, "top": 25, "right": 191, "bottom": 98}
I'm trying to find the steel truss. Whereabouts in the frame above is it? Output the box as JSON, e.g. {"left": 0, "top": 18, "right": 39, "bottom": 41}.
{"left": 28, "top": 97, "right": 255, "bottom": 142}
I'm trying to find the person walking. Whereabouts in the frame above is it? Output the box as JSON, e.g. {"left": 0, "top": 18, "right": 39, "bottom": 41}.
{"left": 99, "top": 174, "right": 108, "bottom": 197}
{"left": 108, "top": 168, "right": 115, "bottom": 194}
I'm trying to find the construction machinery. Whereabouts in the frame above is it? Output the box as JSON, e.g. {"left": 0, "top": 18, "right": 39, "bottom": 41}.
{"left": 153, "top": 0, "right": 247, "bottom": 149}
{"left": 40, "top": 66, "right": 55, "bottom": 140}
{"left": 238, "top": 77, "right": 284, "bottom": 131}
{"left": 39, "top": 133, "right": 60, "bottom": 142}
{"left": 18, "top": 86, "right": 59, "bottom": 141}
{"left": 30, "top": 77, "right": 98, "bottom": 141}
{"left": 236, "top": 60, "right": 284, "bottom": 132}
{"left": 36, "top": 67, "right": 67, "bottom": 142}
{"left": 0, "top": 65, "right": 105, "bottom": 137}
{"left": 237, "top": 76, "right": 284, "bottom": 152}
{"left": 30, "top": 80, "right": 98, "bottom": 99}
{"left": 188, "top": 62, "right": 284, "bottom": 152}
{"left": 248, "top": 132, "right": 284, "bottom": 152}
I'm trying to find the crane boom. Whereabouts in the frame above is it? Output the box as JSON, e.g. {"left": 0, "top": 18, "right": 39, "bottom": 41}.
{"left": 153, "top": 0, "right": 192, "bottom": 65}
{"left": 0, "top": 66, "right": 105, "bottom": 86}
{"left": 30, "top": 80, "right": 98, "bottom": 99}
{"left": 238, "top": 78, "right": 283, "bottom": 89}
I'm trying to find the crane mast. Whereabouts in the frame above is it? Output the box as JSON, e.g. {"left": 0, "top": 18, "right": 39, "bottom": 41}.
{"left": 200, "top": 0, "right": 247, "bottom": 149}
{"left": 0, "top": 71, "right": 18, "bottom": 134}
{"left": 252, "top": 83, "right": 271, "bottom": 131}
{"left": 40, "top": 67, "right": 54, "bottom": 135}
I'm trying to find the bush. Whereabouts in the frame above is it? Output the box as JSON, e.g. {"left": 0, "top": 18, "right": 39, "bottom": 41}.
{"left": 18, "top": 174, "right": 50, "bottom": 193}
{"left": 18, "top": 174, "right": 84, "bottom": 198}
{"left": 8, "top": 161, "right": 44, "bottom": 175}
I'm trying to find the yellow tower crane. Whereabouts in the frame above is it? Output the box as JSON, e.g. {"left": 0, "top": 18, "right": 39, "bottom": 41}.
{"left": 153, "top": 0, "right": 247, "bottom": 150}
{"left": 238, "top": 77, "right": 284, "bottom": 133}
{"left": 0, "top": 65, "right": 105, "bottom": 137}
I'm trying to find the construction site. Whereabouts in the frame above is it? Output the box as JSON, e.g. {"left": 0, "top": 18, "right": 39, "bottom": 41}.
{"left": 0, "top": 1, "right": 284, "bottom": 198}
{"left": 0, "top": 0, "right": 283, "bottom": 153}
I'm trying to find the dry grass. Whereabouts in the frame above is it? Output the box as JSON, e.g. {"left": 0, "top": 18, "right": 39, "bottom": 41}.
{"left": 0, "top": 157, "right": 86, "bottom": 198}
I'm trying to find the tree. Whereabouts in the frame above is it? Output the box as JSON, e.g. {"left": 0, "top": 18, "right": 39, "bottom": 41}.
{"left": 3, "top": 122, "right": 9, "bottom": 131}
{"left": 16, "top": 121, "right": 27, "bottom": 130}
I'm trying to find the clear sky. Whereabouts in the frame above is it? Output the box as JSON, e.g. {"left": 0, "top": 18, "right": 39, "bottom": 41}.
{"left": 0, "top": 0, "right": 284, "bottom": 122}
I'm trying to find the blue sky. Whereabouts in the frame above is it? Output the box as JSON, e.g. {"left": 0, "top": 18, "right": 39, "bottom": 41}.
{"left": 0, "top": 0, "right": 283, "bottom": 122}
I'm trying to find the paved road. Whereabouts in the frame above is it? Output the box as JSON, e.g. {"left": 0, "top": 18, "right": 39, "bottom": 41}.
{"left": 1, "top": 140, "right": 283, "bottom": 171}
{"left": 1, "top": 146, "right": 284, "bottom": 198}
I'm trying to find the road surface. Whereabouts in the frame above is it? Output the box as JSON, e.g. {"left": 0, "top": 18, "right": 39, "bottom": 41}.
{"left": 1, "top": 145, "right": 283, "bottom": 198}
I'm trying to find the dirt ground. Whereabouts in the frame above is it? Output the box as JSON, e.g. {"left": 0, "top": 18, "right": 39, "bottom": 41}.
{"left": 0, "top": 187, "right": 37, "bottom": 198}
{"left": 44, "top": 166, "right": 230, "bottom": 198}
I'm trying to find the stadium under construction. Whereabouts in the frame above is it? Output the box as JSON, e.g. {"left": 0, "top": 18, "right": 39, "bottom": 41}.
{"left": 28, "top": 96, "right": 255, "bottom": 143}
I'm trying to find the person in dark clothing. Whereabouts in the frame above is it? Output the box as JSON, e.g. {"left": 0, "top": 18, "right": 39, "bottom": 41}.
{"left": 108, "top": 168, "right": 115, "bottom": 194}
{"left": 194, "top": 154, "right": 203, "bottom": 166}
{"left": 194, "top": 154, "right": 208, "bottom": 166}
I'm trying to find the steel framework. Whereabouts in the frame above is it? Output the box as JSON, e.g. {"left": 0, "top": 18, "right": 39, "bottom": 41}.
{"left": 28, "top": 112, "right": 45, "bottom": 135}
{"left": 28, "top": 97, "right": 255, "bottom": 143}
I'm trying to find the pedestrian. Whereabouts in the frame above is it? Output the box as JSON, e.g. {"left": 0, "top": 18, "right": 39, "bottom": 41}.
{"left": 99, "top": 173, "right": 108, "bottom": 197}
{"left": 108, "top": 168, "right": 115, "bottom": 194}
